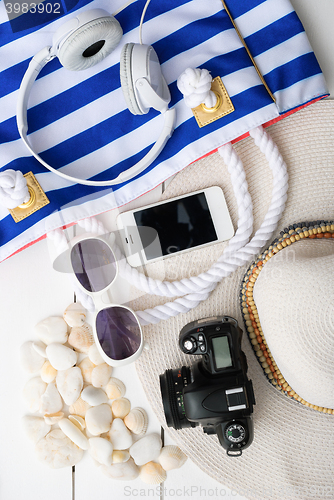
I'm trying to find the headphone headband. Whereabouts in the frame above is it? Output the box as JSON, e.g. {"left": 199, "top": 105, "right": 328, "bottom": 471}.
{"left": 16, "top": 10, "right": 176, "bottom": 187}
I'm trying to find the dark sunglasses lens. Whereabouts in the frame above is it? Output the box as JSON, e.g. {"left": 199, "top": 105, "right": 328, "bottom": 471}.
{"left": 71, "top": 239, "right": 117, "bottom": 292}
{"left": 95, "top": 306, "right": 142, "bottom": 361}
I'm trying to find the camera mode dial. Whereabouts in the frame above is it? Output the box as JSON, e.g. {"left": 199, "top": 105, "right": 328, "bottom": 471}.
{"left": 225, "top": 423, "right": 246, "bottom": 444}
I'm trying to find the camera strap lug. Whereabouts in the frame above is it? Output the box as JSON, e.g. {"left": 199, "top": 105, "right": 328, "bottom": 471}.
{"left": 227, "top": 449, "right": 242, "bottom": 457}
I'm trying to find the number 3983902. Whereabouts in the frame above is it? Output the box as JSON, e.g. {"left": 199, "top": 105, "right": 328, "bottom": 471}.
{"left": 5, "top": 2, "right": 61, "bottom": 14}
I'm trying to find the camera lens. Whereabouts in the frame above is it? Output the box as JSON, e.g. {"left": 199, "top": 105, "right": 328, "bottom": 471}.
{"left": 159, "top": 367, "right": 197, "bottom": 430}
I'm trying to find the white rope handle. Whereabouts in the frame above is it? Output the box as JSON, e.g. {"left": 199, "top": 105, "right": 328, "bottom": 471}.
{"left": 135, "top": 127, "right": 288, "bottom": 324}
{"left": 113, "top": 139, "right": 253, "bottom": 297}
{"left": 100, "top": 126, "right": 287, "bottom": 301}
{"left": 0, "top": 169, "right": 30, "bottom": 209}
{"left": 71, "top": 125, "right": 288, "bottom": 324}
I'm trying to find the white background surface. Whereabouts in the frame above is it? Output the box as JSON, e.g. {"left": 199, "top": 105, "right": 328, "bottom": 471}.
{"left": 0, "top": 1, "right": 333, "bottom": 499}
{"left": 290, "top": 0, "right": 334, "bottom": 98}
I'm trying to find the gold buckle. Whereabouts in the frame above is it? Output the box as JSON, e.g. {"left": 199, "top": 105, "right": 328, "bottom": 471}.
{"left": 9, "top": 171, "right": 50, "bottom": 223}
{"left": 191, "top": 76, "right": 235, "bottom": 128}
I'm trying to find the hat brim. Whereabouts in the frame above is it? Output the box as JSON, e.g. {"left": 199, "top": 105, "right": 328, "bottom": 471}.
{"left": 134, "top": 100, "right": 334, "bottom": 500}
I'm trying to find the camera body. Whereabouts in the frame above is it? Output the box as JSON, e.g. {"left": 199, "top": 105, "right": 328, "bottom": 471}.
{"left": 160, "top": 316, "right": 255, "bottom": 456}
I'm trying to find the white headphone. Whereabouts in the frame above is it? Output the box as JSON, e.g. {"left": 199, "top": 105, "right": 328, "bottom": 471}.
{"left": 16, "top": 8, "right": 176, "bottom": 186}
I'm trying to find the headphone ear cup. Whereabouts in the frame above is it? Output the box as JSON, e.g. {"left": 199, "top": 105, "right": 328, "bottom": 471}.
{"left": 58, "top": 16, "right": 123, "bottom": 71}
{"left": 120, "top": 43, "right": 143, "bottom": 115}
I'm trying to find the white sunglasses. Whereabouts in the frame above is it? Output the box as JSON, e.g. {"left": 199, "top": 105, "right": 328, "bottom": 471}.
{"left": 68, "top": 233, "right": 144, "bottom": 367}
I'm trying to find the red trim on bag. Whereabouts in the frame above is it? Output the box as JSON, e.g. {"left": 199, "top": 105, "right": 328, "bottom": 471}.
{"left": 3, "top": 95, "right": 328, "bottom": 263}
{"left": 194, "top": 95, "right": 327, "bottom": 162}
{"left": 4, "top": 224, "right": 75, "bottom": 262}
{"left": 5, "top": 235, "right": 46, "bottom": 261}
{"left": 3, "top": 182, "right": 164, "bottom": 262}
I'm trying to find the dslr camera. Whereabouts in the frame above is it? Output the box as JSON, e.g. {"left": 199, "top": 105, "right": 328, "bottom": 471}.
{"left": 160, "top": 316, "right": 255, "bottom": 456}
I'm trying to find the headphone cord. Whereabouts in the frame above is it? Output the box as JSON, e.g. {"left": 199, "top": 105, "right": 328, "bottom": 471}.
{"left": 112, "top": 0, "right": 137, "bottom": 16}
{"left": 139, "top": 0, "right": 152, "bottom": 44}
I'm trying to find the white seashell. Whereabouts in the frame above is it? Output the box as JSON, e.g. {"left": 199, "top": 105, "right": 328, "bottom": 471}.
{"left": 68, "top": 323, "right": 94, "bottom": 353}
{"left": 111, "top": 398, "right": 131, "bottom": 419}
{"left": 112, "top": 450, "right": 130, "bottom": 463}
{"left": 22, "top": 415, "right": 51, "bottom": 443}
{"left": 44, "top": 412, "right": 64, "bottom": 424}
{"left": 41, "top": 361, "right": 57, "bottom": 383}
{"left": 108, "top": 418, "right": 133, "bottom": 450}
{"left": 20, "top": 341, "right": 45, "bottom": 374}
{"left": 35, "top": 316, "right": 68, "bottom": 345}
{"left": 81, "top": 385, "right": 108, "bottom": 406}
{"left": 58, "top": 418, "right": 89, "bottom": 450}
{"left": 46, "top": 343, "right": 77, "bottom": 371}
{"left": 32, "top": 341, "right": 47, "bottom": 358}
{"left": 63, "top": 302, "right": 87, "bottom": 328}
{"left": 85, "top": 404, "right": 113, "bottom": 436}
{"left": 130, "top": 433, "right": 162, "bottom": 466}
{"left": 35, "top": 429, "right": 83, "bottom": 468}
{"left": 158, "top": 445, "right": 187, "bottom": 471}
{"left": 91, "top": 363, "right": 113, "bottom": 388}
{"left": 68, "top": 415, "right": 85, "bottom": 431}
{"left": 88, "top": 437, "right": 113, "bottom": 466}
{"left": 88, "top": 343, "right": 104, "bottom": 365}
{"left": 100, "top": 457, "right": 139, "bottom": 480}
{"left": 69, "top": 397, "right": 91, "bottom": 417}
{"left": 140, "top": 461, "right": 167, "bottom": 485}
{"left": 40, "top": 382, "right": 63, "bottom": 415}
{"left": 105, "top": 378, "right": 126, "bottom": 400}
{"left": 124, "top": 407, "right": 148, "bottom": 436}
{"left": 56, "top": 367, "right": 83, "bottom": 406}
{"left": 22, "top": 377, "right": 47, "bottom": 413}
{"left": 78, "top": 357, "right": 95, "bottom": 384}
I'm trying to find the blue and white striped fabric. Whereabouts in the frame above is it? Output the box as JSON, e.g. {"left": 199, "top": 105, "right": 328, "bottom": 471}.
{"left": 0, "top": 0, "right": 328, "bottom": 261}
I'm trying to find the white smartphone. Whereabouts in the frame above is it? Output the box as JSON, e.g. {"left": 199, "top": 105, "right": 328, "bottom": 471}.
{"left": 116, "top": 186, "right": 234, "bottom": 267}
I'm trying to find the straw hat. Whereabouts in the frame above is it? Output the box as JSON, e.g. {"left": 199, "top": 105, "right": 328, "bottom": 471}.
{"left": 133, "top": 100, "right": 334, "bottom": 500}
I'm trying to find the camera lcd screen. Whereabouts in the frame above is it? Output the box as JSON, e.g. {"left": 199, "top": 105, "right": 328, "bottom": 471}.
{"left": 134, "top": 193, "right": 217, "bottom": 261}
{"left": 212, "top": 336, "right": 232, "bottom": 369}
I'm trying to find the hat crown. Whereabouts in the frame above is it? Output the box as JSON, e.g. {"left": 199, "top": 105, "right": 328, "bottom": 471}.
{"left": 254, "top": 239, "right": 334, "bottom": 409}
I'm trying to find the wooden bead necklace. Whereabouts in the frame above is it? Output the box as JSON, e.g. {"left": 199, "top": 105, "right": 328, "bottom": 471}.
{"left": 240, "top": 220, "right": 334, "bottom": 414}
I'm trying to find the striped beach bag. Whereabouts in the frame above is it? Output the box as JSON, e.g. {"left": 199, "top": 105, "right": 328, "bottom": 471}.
{"left": 0, "top": 0, "right": 328, "bottom": 262}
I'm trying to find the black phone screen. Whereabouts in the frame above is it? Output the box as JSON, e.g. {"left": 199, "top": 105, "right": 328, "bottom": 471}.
{"left": 133, "top": 192, "right": 218, "bottom": 261}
